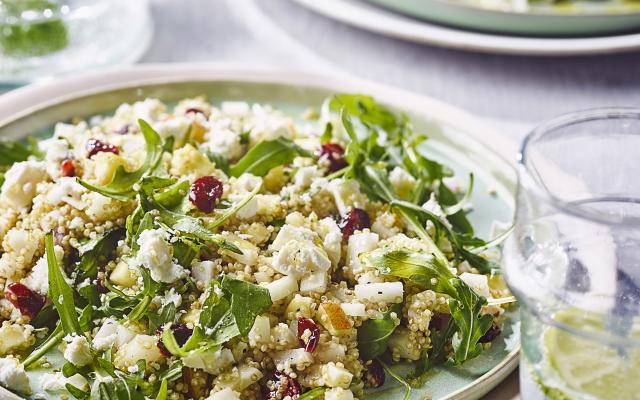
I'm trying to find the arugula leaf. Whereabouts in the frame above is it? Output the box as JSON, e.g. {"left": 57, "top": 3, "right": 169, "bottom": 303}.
{"left": 148, "top": 302, "right": 177, "bottom": 334}
{"left": 229, "top": 137, "right": 311, "bottom": 177}
{"left": 449, "top": 280, "right": 493, "bottom": 364}
{"left": 439, "top": 178, "right": 474, "bottom": 235}
{"left": 76, "top": 229, "right": 124, "bottom": 278}
{"left": 0, "top": 139, "right": 39, "bottom": 165}
{"left": 66, "top": 383, "right": 90, "bottom": 399}
{"left": 161, "top": 324, "right": 212, "bottom": 357}
{"left": 357, "top": 304, "right": 401, "bottom": 361}
{"left": 198, "top": 283, "right": 238, "bottom": 343}
{"left": 204, "top": 149, "right": 230, "bottom": 175}
{"left": 219, "top": 275, "right": 273, "bottom": 336}
{"left": 78, "top": 119, "right": 165, "bottom": 200}
{"left": 46, "top": 232, "right": 82, "bottom": 335}
{"left": 327, "top": 94, "right": 399, "bottom": 135}
{"left": 155, "top": 379, "right": 168, "bottom": 400}
{"left": 362, "top": 248, "right": 492, "bottom": 365}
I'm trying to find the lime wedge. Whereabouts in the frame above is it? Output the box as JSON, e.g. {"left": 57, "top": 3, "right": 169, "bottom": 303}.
{"left": 542, "top": 310, "right": 640, "bottom": 399}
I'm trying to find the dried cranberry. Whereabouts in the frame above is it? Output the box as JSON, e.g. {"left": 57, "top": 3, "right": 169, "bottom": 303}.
{"left": 185, "top": 107, "right": 205, "bottom": 116}
{"left": 479, "top": 322, "right": 501, "bottom": 343}
{"left": 156, "top": 323, "right": 193, "bottom": 357}
{"left": 86, "top": 139, "right": 119, "bottom": 159}
{"left": 188, "top": 176, "right": 224, "bottom": 213}
{"left": 6, "top": 283, "right": 45, "bottom": 318}
{"left": 429, "top": 313, "right": 451, "bottom": 331}
{"left": 60, "top": 159, "right": 76, "bottom": 177}
{"left": 319, "top": 143, "right": 348, "bottom": 173}
{"left": 338, "top": 207, "right": 371, "bottom": 237}
{"left": 297, "top": 317, "right": 320, "bottom": 353}
{"left": 363, "top": 359, "right": 385, "bottom": 388}
{"left": 268, "top": 371, "right": 302, "bottom": 400}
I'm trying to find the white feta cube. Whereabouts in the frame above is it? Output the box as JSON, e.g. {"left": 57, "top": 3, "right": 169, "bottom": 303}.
{"left": 0, "top": 160, "right": 47, "bottom": 210}
{"left": 347, "top": 231, "right": 379, "bottom": 274}
{"left": 459, "top": 273, "right": 491, "bottom": 298}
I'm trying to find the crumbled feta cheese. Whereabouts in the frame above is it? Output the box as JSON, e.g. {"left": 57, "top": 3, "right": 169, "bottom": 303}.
{"left": 347, "top": 231, "right": 379, "bottom": 274}
{"left": 204, "top": 128, "right": 243, "bottom": 160}
{"left": 321, "top": 362, "right": 353, "bottom": 388}
{"left": 273, "top": 348, "right": 314, "bottom": 369}
{"left": 183, "top": 347, "right": 234, "bottom": 375}
{"left": 206, "top": 387, "right": 241, "bottom": 400}
{"left": 136, "top": 229, "right": 185, "bottom": 283}
{"left": 21, "top": 245, "right": 63, "bottom": 295}
{"left": 327, "top": 179, "right": 366, "bottom": 216}
{"left": 41, "top": 372, "right": 88, "bottom": 392}
{"left": 221, "top": 101, "right": 250, "bottom": 116}
{"left": 459, "top": 272, "right": 491, "bottom": 298}
{"left": 63, "top": 334, "right": 93, "bottom": 367}
{"left": 92, "top": 319, "right": 119, "bottom": 351}
{"left": 293, "top": 165, "right": 320, "bottom": 190}
{"left": 153, "top": 116, "right": 191, "bottom": 144}
{"left": 270, "top": 225, "right": 318, "bottom": 251}
{"left": 0, "top": 356, "right": 29, "bottom": 393}
{"left": 355, "top": 282, "right": 404, "bottom": 304}
{"left": 314, "top": 217, "right": 342, "bottom": 266}
{"left": 45, "top": 177, "right": 87, "bottom": 209}
{"left": 0, "top": 322, "right": 33, "bottom": 355}
{"left": 273, "top": 239, "right": 331, "bottom": 278}
{"left": 0, "top": 160, "right": 47, "bottom": 210}
{"left": 389, "top": 167, "right": 417, "bottom": 198}
{"left": 191, "top": 260, "right": 216, "bottom": 284}
{"left": 325, "top": 387, "right": 355, "bottom": 400}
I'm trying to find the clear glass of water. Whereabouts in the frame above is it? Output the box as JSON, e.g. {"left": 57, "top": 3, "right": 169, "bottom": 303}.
{"left": 503, "top": 108, "right": 640, "bottom": 400}
{"left": 0, "top": 0, "right": 152, "bottom": 85}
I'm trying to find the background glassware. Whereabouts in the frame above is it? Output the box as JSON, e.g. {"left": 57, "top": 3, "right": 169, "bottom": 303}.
{"left": 502, "top": 108, "right": 640, "bottom": 400}
{"left": 0, "top": 0, "right": 152, "bottom": 85}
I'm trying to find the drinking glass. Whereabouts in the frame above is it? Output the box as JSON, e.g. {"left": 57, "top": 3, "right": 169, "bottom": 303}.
{"left": 502, "top": 108, "right": 640, "bottom": 400}
{"left": 0, "top": 0, "right": 152, "bottom": 85}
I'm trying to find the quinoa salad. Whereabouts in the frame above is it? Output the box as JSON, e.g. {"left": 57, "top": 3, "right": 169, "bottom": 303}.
{"left": 0, "top": 94, "right": 513, "bottom": 400}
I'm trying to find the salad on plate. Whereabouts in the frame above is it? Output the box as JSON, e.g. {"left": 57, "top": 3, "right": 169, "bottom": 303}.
{"left": 0, "top": 93, "right": 513, "bottom": 400}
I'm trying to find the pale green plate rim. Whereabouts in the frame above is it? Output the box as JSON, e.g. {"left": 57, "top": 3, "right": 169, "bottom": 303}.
{"left": 0, "top": 64, "right": 519, "bottom": 400}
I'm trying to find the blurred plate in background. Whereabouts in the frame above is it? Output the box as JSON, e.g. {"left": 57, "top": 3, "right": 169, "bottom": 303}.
{"left": 365, "top": 0, "right": 640, "bottom": 36}
{"left": 291, "top": 0, "right": 640, "bottom": 55}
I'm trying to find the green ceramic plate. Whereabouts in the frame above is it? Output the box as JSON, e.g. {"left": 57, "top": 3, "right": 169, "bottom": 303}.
{"left": 365, "top": 0, "right": 640, "bottom": 36}
{"left": 0, "top": 65, "right": 519, "bottom": 400}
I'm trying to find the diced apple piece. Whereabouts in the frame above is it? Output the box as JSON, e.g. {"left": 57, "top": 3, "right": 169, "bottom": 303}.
{"left": 286, "top": 295, "right": 314, "bottom": 319}
{"left": 354, "top": 282, "right": 404, "bottom": 304}
{"left": 109, "top": 261, "right": 138, "bottom": 288}
{"left": 248, "top": 315, "right": 271, "bottom": 344}
{"left": 340, "top": 302, "right": 366, "bottom": 317}
{"left": 459, "top": 272, "right": 491, "bottom": 298}
{"left": 266, "top": 276, "right": 298, "bottom": 302}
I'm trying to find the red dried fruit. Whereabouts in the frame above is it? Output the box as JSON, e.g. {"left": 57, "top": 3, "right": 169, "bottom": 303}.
{"left": 60, "top": 159, "right": 76, "bottom": 177}
{"left": 319, "top": 143, "right": 348, "bottom": 173}
{"left": 478, "top": 322, "right": 501, "bottom": 343}
{"left": 268, "top": 371, "right": 302, "bottom": 400}
{"left": 363, "top": 359, "right": 385, "bottom": 388}
{"left": 86, "top": 138, "right": 119, "bottom": 159}
{"left": 185, "top": 107, "right": 205, "bottom": 116}
{"left": 429, "top": 313, "right": 451, "bottom": 331}
{"left": 189, "top": 176, "right": 224, "bottom": 213}
{"left": 156, "top": 323, "right": 193, "bottom": 357}
{"left": 6, "top": 282, "right": 45, "bottom": 318}
{"left": 338, "top": 207, "right": 371, "bottom": 237}
{"left": 297, "top": 317, "right": 320, "bottom": 353}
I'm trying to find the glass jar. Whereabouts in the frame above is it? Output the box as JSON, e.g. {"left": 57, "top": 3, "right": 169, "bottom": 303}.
{"left": 0, "top": 0, "right": 152, "bottom": 85}
{"left": 503, "top": 108, "right": 640, "bottom": 400}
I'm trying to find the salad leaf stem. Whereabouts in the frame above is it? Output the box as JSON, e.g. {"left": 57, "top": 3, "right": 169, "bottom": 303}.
{"left": 22, "top": 324, "right": 64, "bottom": 368}
{"left": 46, "top": 232, "right": 82, "bottom": 335}
{"left": 442, "top": 174, "right": 474, "bottom": 216}
{"left": 378, "top": 359, "right": 412, "bottom": 400}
